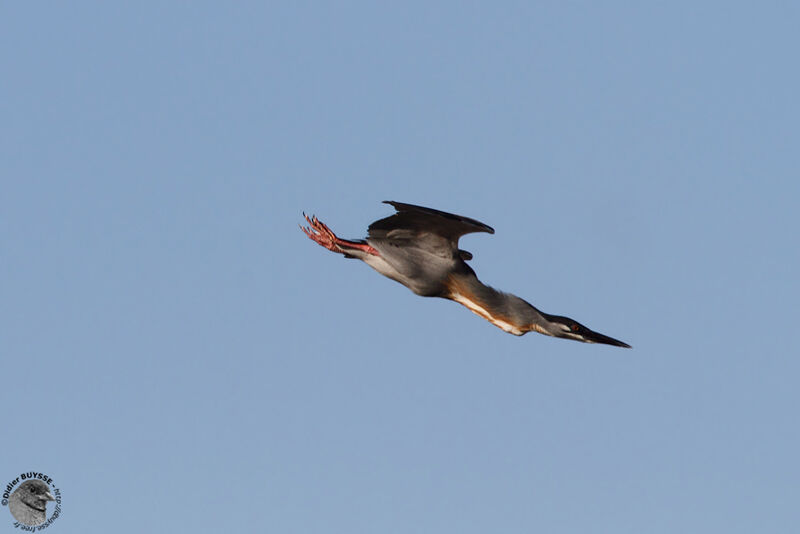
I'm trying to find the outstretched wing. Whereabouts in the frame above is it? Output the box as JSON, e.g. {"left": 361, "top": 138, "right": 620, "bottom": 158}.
{"left": 368, "top": 201, "right": 495, "bottom": 244}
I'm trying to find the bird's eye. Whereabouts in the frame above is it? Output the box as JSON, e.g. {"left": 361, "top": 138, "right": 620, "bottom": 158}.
{"left": 29, "top": 486, "right": 36, "bottom": 493}
{"left": 571, "top": 324, "right": 579, "bottom": 332}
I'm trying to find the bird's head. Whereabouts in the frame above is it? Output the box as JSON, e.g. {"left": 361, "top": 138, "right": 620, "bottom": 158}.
{"left": 15, "top": 480, "right": 55, "bottom": 510}
{"left": 545, "top": 315, "right": 631, "bottom": 348}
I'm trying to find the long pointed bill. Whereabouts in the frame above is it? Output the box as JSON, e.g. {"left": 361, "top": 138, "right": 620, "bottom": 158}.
{"left": 584, "top": 329, "right": 631, "bottom": 348}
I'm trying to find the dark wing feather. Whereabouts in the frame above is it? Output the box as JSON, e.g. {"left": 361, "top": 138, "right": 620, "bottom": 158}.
{"left": 368, "top": 201, "right": 495, "bottom": 243}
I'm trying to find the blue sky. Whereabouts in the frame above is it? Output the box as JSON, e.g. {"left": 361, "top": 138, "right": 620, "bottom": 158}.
{"left": 2, "top": 2, "right": 798, "bottom": 532}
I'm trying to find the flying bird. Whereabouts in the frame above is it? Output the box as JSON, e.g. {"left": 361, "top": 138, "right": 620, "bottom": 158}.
{"left": 301, "top": 201, "right": 630, "bottom": 347}
{"left": 8, "top": 480, "right": 55, "bottom": 526}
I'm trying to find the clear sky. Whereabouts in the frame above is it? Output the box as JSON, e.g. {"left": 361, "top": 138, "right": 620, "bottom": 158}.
{"left": 2, "top": 2, "right": 798, "bottom": 532}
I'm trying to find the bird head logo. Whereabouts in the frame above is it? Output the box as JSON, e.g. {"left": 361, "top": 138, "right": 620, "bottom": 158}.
{"left": 2, "top": 473, "right": 61, "bottom": 528}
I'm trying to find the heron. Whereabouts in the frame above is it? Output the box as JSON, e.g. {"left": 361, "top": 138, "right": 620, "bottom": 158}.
{"left": 300, "top": 201, "right": 630, "bottom": 348}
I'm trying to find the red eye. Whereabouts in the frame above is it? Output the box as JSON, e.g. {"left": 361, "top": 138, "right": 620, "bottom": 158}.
{"left": 571, "top": 324, "right": 579, "bottom": 332}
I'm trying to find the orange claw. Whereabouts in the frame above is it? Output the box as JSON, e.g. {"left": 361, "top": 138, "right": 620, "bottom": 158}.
{"left": 300, "top": 213, "right": 380, "bottom": 256}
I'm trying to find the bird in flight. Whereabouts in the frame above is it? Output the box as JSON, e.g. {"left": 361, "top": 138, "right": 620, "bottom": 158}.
{"left": 301, "top": 201, "right": 630, "bottom": 347}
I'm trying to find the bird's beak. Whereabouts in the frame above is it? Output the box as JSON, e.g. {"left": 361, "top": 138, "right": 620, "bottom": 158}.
{"left": 43, "top": 491, "right": 55, "bottom": 502}
{"left": 584, "top": 329, "right": 631, "bottom": 348}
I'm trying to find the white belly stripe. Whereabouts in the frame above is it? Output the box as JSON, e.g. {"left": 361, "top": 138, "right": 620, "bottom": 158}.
{"left": 451, "top": 292, "right": 524, "bottom": 336}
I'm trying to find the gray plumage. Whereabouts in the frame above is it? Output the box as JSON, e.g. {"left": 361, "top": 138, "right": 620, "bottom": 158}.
{"left": 301, "top": 201, "right": 630, "bottom": 347}
{"left": 8, "top": 480, "right": 55, "bottom": 526}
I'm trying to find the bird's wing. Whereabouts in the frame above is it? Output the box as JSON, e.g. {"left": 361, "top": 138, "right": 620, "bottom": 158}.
{"left": 368, "top": 201, "right": 495, "bottom": 245}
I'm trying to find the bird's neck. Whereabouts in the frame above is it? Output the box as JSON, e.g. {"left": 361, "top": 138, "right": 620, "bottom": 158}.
{"left": 446, "top": 272, "right": 553, "bottom": 335}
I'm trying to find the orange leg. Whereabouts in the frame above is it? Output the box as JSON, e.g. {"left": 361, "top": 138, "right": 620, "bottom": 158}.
{"left": 300, "top": 214, "right": 379, "bottom": 256}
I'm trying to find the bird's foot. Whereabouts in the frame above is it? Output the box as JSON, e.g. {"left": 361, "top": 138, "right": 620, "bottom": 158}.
{"left": 300, "top": 213, "right": 379, "bottom": 256}
{"left": 301, "top": 213, "right": 342, "bottom": 252}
